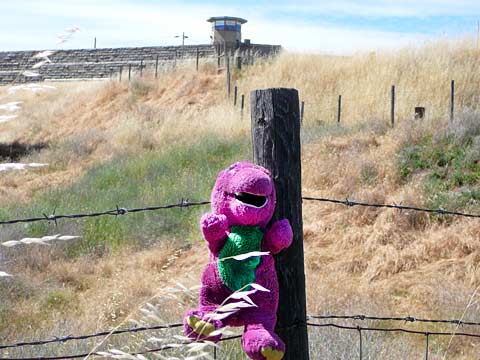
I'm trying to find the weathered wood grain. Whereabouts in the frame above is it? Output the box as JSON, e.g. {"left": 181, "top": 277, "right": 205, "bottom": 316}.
{"left": 251, "top": 88, "right": 309, "bottom": 360}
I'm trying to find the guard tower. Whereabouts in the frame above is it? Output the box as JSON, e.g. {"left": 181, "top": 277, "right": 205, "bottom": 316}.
{"left": 207, "top": 16, "right": 247, "bottom": 48}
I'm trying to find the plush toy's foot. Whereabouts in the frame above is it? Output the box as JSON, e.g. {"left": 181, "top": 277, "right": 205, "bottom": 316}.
{"left": 261, "top": 347, "right": 284, "bottom": 360}
{"left": 242, "top": 326, "right": 285, "bottom": 360}
{"left": 183, "top": 310, "right": 223, "bottom": 342}
{"left": 187, "top": 315, "right": 215, "bottom": 337}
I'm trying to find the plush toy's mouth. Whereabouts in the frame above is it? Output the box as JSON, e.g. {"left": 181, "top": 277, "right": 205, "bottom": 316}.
{"left": 234, "top": 192, "right": 268, "bottom": 208}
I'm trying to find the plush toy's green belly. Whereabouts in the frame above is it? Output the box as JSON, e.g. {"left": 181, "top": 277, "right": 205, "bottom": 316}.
{"left": 217, "top": 226, "right": 263, "bottom": 292}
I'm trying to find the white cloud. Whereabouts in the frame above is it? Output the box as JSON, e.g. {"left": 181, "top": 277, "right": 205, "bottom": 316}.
{"left": 245, "top": 20, "right": 430, "bottom": 54}
{"left": 265, "top": 0, "right": 480, "bottom": 17}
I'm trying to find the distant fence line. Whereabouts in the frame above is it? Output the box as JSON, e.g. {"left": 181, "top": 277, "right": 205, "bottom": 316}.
{"left": 228, "top": 79, "right": 470, "bottom": 126}
{"left": 322, "top": 80, "right": 462, "bottom": 125}
{"left": 313, "top": 80, "right": 458, "bottom": 125}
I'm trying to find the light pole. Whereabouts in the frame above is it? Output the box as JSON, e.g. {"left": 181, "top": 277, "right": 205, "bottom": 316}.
{"left": 174, "top": 32, "right": 189, "bottom": 57}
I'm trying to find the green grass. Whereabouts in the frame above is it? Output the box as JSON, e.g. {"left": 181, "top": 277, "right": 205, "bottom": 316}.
{"left": 44, "top": 289, "right": 78, "bottom": 312}
{"left": 398, "top": 130, "right": 480, "bottom": 214}
{"left": 1, "top": 136, "right": 250, "bottom": 256}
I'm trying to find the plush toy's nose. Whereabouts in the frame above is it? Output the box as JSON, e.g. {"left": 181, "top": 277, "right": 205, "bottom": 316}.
{"left": 232, "top": 169, "right": 273, "bottom": 195}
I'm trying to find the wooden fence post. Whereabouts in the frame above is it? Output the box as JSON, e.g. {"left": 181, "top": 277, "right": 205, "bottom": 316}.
{"left": 415, "top": 107, "right": 425, "bottom": 120}
{"left": 240, "top": 94, "right": 245, "bottom": 118}
{"left": 128, "top": 64, "right": 131, "bottom": 81}
{"left": 300, "top": 101, "right": 305, "bottom": 124}
{"left": 155, "top": 55, "right": 159, "bottom": 79}
{"left": 226, "top": 55, "right": 231, "bottom": 98}
{"left": 250, "top": 88, "right": 309, "bottom": 360}
{"left": 234, "top": 85, "right": 238, "bottom": 106}
{"left": 119, "top": 66, "right": 123, "bottom": 82}
{"left": 391, "top": 85, "right": 395, "bottom": 127}
{"left": 223, "top": 42, "right": 227, "bottom": 67}
{"left": 196, "top": 47, "right": 199, "bottom": 71}
{"left": 337, "top": 95, "right": 342, "bottom": 124}
{"left": 140, "top": 59, "right": 144, "bottom": 78}
{"left": 450, "top": 80, "right": 455, "bottom": 122}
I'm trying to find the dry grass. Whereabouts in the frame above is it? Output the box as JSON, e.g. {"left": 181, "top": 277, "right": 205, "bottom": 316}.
{"left": 302, "top": 116, "right": 480, "bottom": 305}
{"left": 239, "top": 38, "right": 480, "bottom": 127}
{"left": 0, "top": 67, "right": 245, "bottom": 203}
{"left": 1, "top": 38, "right": 480, "bottom": 358}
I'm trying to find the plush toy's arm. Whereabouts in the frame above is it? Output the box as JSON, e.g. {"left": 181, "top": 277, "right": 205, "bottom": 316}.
{"left": 264, "top": 219, "right": 293, "bottom": 254}
{"left": 200, "top": 212, "right": 229, "bottom": 255}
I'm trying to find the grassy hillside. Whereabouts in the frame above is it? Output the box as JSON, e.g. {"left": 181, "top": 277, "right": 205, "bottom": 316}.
{"left": 1, "top": 39, "right": 480, "bottom": 358}
{"left": 1, "top": 137, "right": 249, "bottom": 254}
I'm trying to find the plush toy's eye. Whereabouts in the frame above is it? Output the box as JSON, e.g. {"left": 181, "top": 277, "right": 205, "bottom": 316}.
{"left": 235, "top": 192, "right": 268, "bottom": 208}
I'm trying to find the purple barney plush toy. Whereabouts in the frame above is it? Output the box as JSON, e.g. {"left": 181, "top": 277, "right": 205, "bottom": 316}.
{"left": 183, "top": 162, "right": 293, "bottom": 360}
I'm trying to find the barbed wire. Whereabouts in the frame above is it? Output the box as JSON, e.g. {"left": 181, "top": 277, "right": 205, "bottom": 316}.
{"left": 307, "top": 314, "right": 480, "bottom": 327}
{"left": 0, "top": 200, "right": 211, "bottom": 226}
{"left": 0, "top": 335, "right": 242, "bottom": 360}
{"left": 3, "top": 313, "right": 480, "bottom": 351}
{"left": 0, "top": 323, "right": 182, "bottom": 350}
{"left": 3, "top": 321, "right": 480, "bottom": 360}
{"left": 0, "top": 195, "right": 478, "bottom": 227}
{"left": 302, "top": 196, "right": 480, "bottom": 218}
{"left": 306, "top": 322, "right": 480, "bottom": 339}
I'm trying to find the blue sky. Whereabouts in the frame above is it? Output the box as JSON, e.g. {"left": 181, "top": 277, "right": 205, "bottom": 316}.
{"left": 1, "top": 0, "right": 480, "bottom": 53}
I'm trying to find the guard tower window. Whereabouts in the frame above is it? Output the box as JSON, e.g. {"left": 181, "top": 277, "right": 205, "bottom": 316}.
{"left": 214, "top": 20, "right": 240, "bottom": 32}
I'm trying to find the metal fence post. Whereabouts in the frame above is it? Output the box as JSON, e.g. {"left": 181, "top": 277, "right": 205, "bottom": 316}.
{"left": 424, "top": 333, "right": 429, "bottom": 360}
{"left": 240, "top": 94, "right": 245, "bottom": 118}
{"left": 300, "top": 101, "right": 305, "bottom": 124}
{"left": 337, "top": 95, "right": 342, "bottom": 124}
{"left": 196, "top": 47, "right": 199, "bottom": 71}
{"left": 450, "top": 80, "right": 455, "bottom": 122}
{"left": 358, "top": 327, "right": 363, "bottom": 360}
{"left": 391, "top": 85, "right": 395, "bottom": 127}
{"left": 226, "top": 55, "right": 231, "bottom": 98}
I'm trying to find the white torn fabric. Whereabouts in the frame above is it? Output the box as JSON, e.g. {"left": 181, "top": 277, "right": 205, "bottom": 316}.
{"left": 2, "top": 235, "right": 81, "bottom": 247}
{"left": 22, "top": 71, "right": 41, "bottom": 77}
{"left": 8, "top": 84, "right": 56, "bottom": 94}
{"left": 0, "top": 115, "right": 17, "bottom": 123}
{"left": 0, "top": 102, "right": 22, "bottom": 112}
{"left": 64, "top": 26, "right": 80, "bottom": 33}
{"left": 0, "top": 163, "right": 48, "bottom": 172}
{"left": 32, "top": 60, "right": 49, "bottom": 69}
{"left": 33, "top": 50, "right": 55, "bottom": 59}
